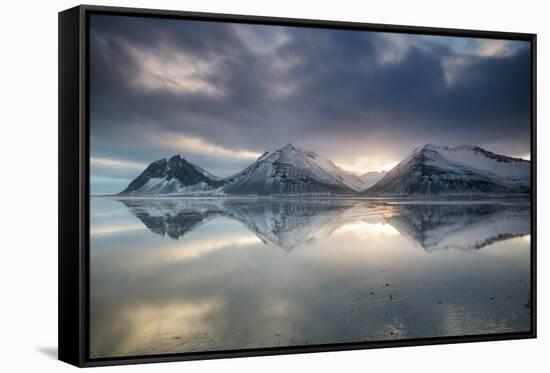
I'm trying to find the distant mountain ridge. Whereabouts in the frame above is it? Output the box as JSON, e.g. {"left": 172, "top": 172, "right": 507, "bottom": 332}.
{"left": 118, "top": 143, "right": 530, "bottom": 197}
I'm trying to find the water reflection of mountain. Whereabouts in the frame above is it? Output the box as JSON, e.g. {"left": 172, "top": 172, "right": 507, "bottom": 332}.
{"left": 119, "top": 199, "right": 352, "bottom": 251}
{"left": 220, "top": 200, "right": 351, "bottom": 251}
{"left": 385, "top": 202, "right": 530, "bottom": 252}
{"left": 120, "top": 199, "right": 224, "bottom": 240}
{"left": 119, "top": 199, "right": 530, "bottom": 252}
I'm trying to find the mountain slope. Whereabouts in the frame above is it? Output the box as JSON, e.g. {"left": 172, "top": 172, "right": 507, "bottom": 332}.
{"left": 222, "top": 143, "right": 361, "bottom": 195}
{"left": 363, "top": 144, "right": 530, "bottom": 196}
{"left": 119, "top": 155, "right": 223, "bottom": 196}
{"left": 301, "top": 149, "right": 370, "bottom": 192}
{"left": 359, "top": 171, "right": 386, "bottom": 188}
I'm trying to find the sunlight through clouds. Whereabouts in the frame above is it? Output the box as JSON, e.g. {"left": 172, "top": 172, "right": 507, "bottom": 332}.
{"left": 127, "top": 44, "right": 226, "bottom": 97}
{"left": 335, "top": 158, "right": 398, "bottom": 174}
{"left": 156, "top": 131, "right": 261, "bottom": 160}
{"left": 91, "top": 157, "right": 146, "bottom": 170}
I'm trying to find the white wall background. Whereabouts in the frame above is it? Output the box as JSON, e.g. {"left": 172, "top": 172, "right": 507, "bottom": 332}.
{"left": 0, "top": 0, "right": 546, "bottom": 371}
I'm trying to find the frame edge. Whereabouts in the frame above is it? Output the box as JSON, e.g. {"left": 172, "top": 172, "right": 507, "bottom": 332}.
{"left": 58, "top": 5, "right": 85, "bottom": 368}
{"left": 61, "top": 4, "right": 537, "bottom": 367}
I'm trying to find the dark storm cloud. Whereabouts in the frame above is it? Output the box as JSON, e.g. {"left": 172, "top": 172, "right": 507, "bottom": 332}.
{"left": 274, "top": 30, "right": 529, "bottom": 140}
{"left": 89, "top": 14, "right": 531, "bottom": 194}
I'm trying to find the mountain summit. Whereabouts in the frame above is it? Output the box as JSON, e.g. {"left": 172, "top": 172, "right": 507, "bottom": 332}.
{"left": 363, "top": 144, "right": 530, "bottom": 196}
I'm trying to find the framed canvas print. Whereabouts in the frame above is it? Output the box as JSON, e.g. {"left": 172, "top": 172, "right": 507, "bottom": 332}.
{"left": 58, "top": 5, "right": 537, "bottom": 367}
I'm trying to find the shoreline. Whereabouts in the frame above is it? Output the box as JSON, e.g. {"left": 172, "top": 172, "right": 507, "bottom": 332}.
{"left": 90, "top": 194, "right": 531, "bottom": 204}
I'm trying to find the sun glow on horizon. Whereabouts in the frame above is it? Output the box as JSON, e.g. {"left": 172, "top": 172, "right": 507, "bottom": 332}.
{"left": 378, "top": 161, "right": 399, "bottom": 172}
{"left": 336, "top": 159, "right": 399, "bottom": 175}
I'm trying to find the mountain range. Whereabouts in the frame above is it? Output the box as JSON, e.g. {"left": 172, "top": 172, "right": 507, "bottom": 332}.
{"left": 118, "top": 143, "right": 530, "bottom": 197}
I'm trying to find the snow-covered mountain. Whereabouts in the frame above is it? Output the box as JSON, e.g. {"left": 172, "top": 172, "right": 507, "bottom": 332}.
{"left": 363, "top": 144, "right": 530, "bottom": 196}
{"left": 222, "top": 143, "right": 366, "bottom": 195}
{"left": 118, "top": 155, "right": 223, "bottom": 196}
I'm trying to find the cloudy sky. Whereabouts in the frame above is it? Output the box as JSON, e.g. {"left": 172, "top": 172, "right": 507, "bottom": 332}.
{"left": 89, "top": 15, "right": 531, "bottom": 195}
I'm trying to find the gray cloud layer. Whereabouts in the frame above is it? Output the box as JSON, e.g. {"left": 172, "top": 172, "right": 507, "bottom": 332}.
{"left": 89, "top": 15, "right": 531, "bottom": 194}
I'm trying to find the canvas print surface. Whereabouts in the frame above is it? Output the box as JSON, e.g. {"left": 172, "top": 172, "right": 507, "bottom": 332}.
{"left": 89, "top": 14, "right": 532, "bottom": 358}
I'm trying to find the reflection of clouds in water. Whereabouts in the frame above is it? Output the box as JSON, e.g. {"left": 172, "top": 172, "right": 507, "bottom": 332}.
{"left": 143, "top": 222, "right": 262, "bottom": 265}
{"left": 151, "top": 233, "right": 261, "bottom": 263}
{"left": 90, "top": 198, "right": 531, "bottom": 358}
{"left": 333, "top": 221, "right": 400, "bottom": 237}
{"left": 90, "top": 223, "right": 146, "bottom": 236}
{"left": 91, "top": 299, "right": 222, "bottom": 357}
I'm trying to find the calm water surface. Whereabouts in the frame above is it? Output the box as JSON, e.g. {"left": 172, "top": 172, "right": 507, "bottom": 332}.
{"left": 89, "top": 197, "right": 531, "bottom": 358}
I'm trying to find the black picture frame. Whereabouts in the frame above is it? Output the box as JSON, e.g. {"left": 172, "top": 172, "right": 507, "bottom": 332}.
{"left": 59, "top": 4, "right": 537, "bottom": 367}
